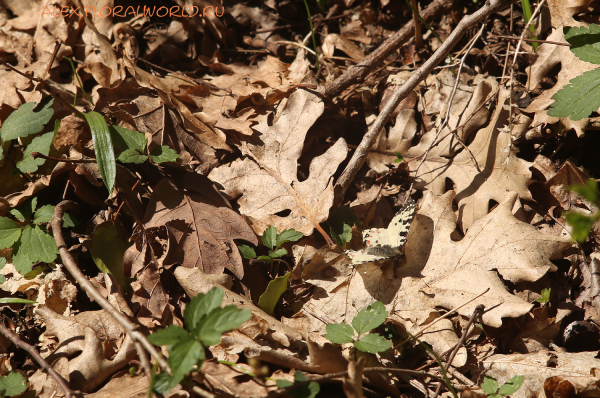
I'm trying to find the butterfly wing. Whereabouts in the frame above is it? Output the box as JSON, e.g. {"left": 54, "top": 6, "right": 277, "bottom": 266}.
{"left": 345, "top": 249, "right": 390, "bottom": 265}
{"left": 386, "top": 197, "right": 416, "bottom": 249}
{"left": 362, "top": 228, "right": 389, "bottom": 248}
{"left": 345, "top": 197, "right": 416, "bottom": 265}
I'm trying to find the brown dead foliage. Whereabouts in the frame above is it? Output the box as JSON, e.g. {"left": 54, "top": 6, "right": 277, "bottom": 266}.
{"left": 1, "top": 0, "right": 600, "bottom": 397}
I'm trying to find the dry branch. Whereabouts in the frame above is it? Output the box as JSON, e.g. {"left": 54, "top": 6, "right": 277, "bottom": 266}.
{"left": 50, "top": 202, "right": 171, "bottom": 375}
{"left": 334, "top": 0, "right": 515, "bottom": 204}
{"left": 324, "top": 0, "right": 453, "bottom": 100}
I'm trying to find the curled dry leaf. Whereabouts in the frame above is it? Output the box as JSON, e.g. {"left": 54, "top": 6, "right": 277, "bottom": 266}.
{"left": 33, "top": 306, "right": 136, "bottom": 393}
{"left": 209, "top": 88, "right": 348, "bottom": 235}
{"left": 298, "top": 191, "right": 572, "bottom": 365}
{"left": 142, "top": 173, "right": 258, "bottom": 279}
{"left": 476, "top": 350, "right": 600, "bottom": 398}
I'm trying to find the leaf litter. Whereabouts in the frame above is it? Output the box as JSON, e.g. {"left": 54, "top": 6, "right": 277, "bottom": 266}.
{"left": 0, "top": 0, "right": 599, "bottom": 397}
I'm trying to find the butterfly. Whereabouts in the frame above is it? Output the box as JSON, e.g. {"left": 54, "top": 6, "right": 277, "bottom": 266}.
{"left": 345, "top": 197, "right": 416, "bottom": 265}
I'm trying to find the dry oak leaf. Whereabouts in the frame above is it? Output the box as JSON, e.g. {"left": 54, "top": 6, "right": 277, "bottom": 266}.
{"left": 525, "top": 0, "right": 594, "bottom": 136}
{"left": 407, "top": 87, "right": 533, "bottom": 230}
{"left": 33, "top": 306, "right": 136, "bottom": 393}
{"left": 209, "top": 88, "right": 348, "bottom": 235}
{"left": 476, "top": 350, "right": 600, "bottom": 398}
{"left": 124, "top": 57, "right": 229, "bottom": 151}
{"left": 368, "top": 70, "right": 495, "bottom": 175}
{"left": 299, "top": 191, "right": 571, "bottom": 365}
{"left": 142, "top": 173, "right": 257, "bottom": 279}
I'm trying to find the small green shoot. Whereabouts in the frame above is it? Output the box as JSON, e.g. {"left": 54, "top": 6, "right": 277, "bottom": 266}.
{"left": 238, "top": 226, "right": 303, "bottom": 315}
{"left": 324, "top": 301, "right": 393, "bottom": 354}
{"left": 563, "top": 179, "right": 600, "bottom": 243}
{"left": 0, "top": 371, "right": 27, "bottom": 397}
{"left": 480, "top": 375, "right": 524, "bottom": 398}
{"left": 520, "top": 0, "right": 538, "bottom": 50}
{"left": 147, "top": 287, "right": 251, "bottom": 394}
{"left": 302, "top": 0, "right": 320, "bottom": 71}
{"left": 0, "top": 198, "right": 76, "bottom": 276}
{"left": 328, "top": 206, "right": 360, "bottom": 247}
{"left": 394, "top": 151, "right": 404, "bottom": 163}
{"left": 536, "top": 288, "right": 551, "bottom": 305}
{"left": 276, "top": 370, "right": 320, "bottom": 398}
{"left": 64, "top": 56, "right": 95, "bottom": 105}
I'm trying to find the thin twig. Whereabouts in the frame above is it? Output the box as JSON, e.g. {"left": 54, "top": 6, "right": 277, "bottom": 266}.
{"left": 0, "top": 322, "right": 76, "bottom": 398}
{"left": 431, "top": 305, "right": 484, "bottom": 398}
{"left": 508, "top": 0, "right": 547, "bottom": 130}
{"left": 324, "top": 0, "right": 453, "bottom": 99}
{"left": 334, "top": 0, "right": 513, "bottom": 206}
{"left": 392, "top": 288, "right": 489, "bottom": 349}
{"left": 50, "top": 201, "right": 171, "bottom": 374}
{"left": 268, "top": 367, "right": 446, "bottom": 398}
{"left": 495, "top": 34, "right": 570, "bottom": 46}
{"left": 31, "top": 152, "right": 97, "bottom": 164}
{"left": 413, "top": 20, "right": 488, "bottom": 176}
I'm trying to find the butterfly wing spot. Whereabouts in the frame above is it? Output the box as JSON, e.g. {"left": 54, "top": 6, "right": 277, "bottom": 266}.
{"left": 346, "top": 197, "right": 416, "bottom": 265}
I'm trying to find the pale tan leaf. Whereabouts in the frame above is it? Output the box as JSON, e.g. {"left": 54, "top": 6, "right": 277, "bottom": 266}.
{"left": 209, "top": 88, "right": 348, "bottom": 235}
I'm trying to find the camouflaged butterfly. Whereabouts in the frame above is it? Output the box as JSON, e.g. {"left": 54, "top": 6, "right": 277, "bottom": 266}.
{"left": 345, "top": 197, "right": 416, "bottom": 265}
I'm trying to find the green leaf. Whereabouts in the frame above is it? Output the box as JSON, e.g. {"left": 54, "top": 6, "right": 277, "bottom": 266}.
{"left": 328, "top": 206, "right": 360, "bottom": 247}
{"left": 0, "top": 371, "right": 28, "bottom": 396}
{"left": 150, "top": 145, "right": 180, "bottom": 163}
{"left": 352, "top": 301, "right": 388, "bottom": 335}
{"left": 275, "top": 371, "right": 319, "bottom": 398}
{"left": 536, "top": 288, "right": 551, "bottom": 304}
{"left": 153, "top": 372, "right": 184, "bottom": 395}
{"left": 117, "top": 148, "right": 148, "bottom": 164}
{"left": 324, "top": 323, "right": 355, "bottom": 344}
{"left": 33, "top": 205, "right": 55, "bottom": 224}
{"left": 62, "top": 213, "right": 78, "bottom": 228}
{"left": 238, "top": 245, "right": 256, "bottom": 259}
{"left": 168, "top": 337, "right": 204, "bottom": 377}
{"left": 257, "top": 271, "right": 291, "bottom": 315}
{"left": 12, "top": 240, "right": 33, "bottom": 275}
{"left": 268, "top": 248, "right": 287, "bottom": 258}
{"left": 548, "top": 67, "right": 600, "bottom": 121}
{"left": 198, "top": 306, "right": 252, "bottom": 346}
{"left": 147, "top": 325, "right": 190, "bottom": 346}
{"left": 497, "top": 375, "right": 524, "bottom": 396}
{"left": 18, "top": 224, "right": 57, "bottom": 264}
{"left": 109, "top": 125, "right": 146, "bottom": 152}
{"left": 275, "top": 229, "right": 303, "bottom": 247}
{"left": 91, "top": 222, "right": 129, "bottom": 289}
{"left": 480, "top": 375, "right": 499, "bottom": 395}
{"left": 0, "top": 297, "right": 37, "bottom": 304}
{"left": 82, "top": 112, "right": 116, "bottom": 194}
{"left": 564, "top": 24, "right": 600, "bottom": 64}
{"left": 184, "top": 287, "right": 224, "bottom": 333}
{"left": 354, "top": 333, "right": 392, "bottom": 353}
{"left": 568, "top": 179, "right": 599, "bottom": 204}
{"left": 10, "top": 198, "right": 36, "bottom": 222}
{"left": 33, "top": 206, "right": 76, "bottom": 228}
{"left": 262, "top": 225, "right": 277, "bottom": 249}
{"left": 0, "top": 97, "right": 54, "bottom": 141}
{"left": 564, "top": 211, "right": 596, "bottom": 243}
{"left": 316, "top": 0, "right": 329, "bottom": 10}
{"left": 0, "top": 217, "right": 22, "bottom": 250}
{"left": 17, "top": 131, "right": 55, "bottom": 173}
